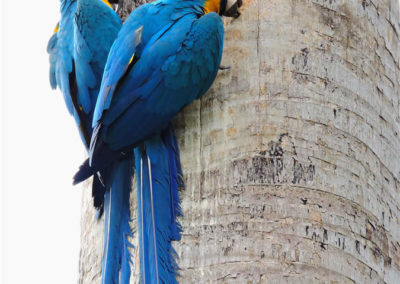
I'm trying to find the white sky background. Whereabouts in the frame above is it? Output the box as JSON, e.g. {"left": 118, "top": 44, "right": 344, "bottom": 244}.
{"left": 2, "top": 1, "right": 85, "bottom": 283}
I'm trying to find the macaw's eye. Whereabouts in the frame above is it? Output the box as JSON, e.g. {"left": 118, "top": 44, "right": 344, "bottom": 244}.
{"left": 221, "top": 0, "right": 242, "bottom": 18}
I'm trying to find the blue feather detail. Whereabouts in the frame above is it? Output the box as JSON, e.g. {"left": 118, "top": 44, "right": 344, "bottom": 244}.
{"left": 102, "top": 158, "right": 134, "bottom": 284}
{"left": 92, "top": 21, "right": 144, "bottom": 127}
{"left": 134, "top": 130, "right": 182, "bottom": 284}
{"left": 162, "top": 124, "right": 184, "bottom": 241}
{"left": 73, "top": 26, "right": 96, "bottom": 113}
{"left": 47, "top": 32, "right": 58, "bottom": 89}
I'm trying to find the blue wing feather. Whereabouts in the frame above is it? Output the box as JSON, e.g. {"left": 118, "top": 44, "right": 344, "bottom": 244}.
{"left": 92, "top": 5, "right": 149, "bottom": 127}
{"left": 48, "top": 0, "right": 122, "bottom": 144}
{"left": 92, "top": 12, "right": 224, "bottom": 152}
{"left": 74, "top": 0, "right": 122, "bottom": 115}
{"left": 54, "top": 1, "right": 76, "bottom": 116}
{"left": 73, "top": 24, "right": 96, "bottom": 113}
{"left": 47, "top": 32, "right": 58, "bottom": 89}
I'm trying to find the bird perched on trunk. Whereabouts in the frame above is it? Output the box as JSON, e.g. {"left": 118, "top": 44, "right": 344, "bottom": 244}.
{"left": 48, "top": 0, "right": 122, "bottom": 216}
{"left": 73, "top": 0, "right": 242, "bottom": 283}
{"left": 47, "top": 0, "right": 139, "bottom": 283}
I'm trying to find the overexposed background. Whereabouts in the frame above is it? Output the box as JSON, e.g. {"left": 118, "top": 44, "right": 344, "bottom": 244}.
{"left": 2, "top": 1, "right": 84, "bottom": 283}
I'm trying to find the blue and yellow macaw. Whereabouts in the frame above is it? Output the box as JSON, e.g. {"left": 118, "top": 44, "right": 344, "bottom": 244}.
{"left": 73, "top": 0, "right": 241, "bottom": 283}
{"left": 47, "top": 1, "right": 140, "bottom": 283}
{"left": 47, "top": 0, "right": 121, "bottom": 213}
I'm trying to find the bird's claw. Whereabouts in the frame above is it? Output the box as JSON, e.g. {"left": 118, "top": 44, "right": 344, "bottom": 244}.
{"left": 219, "top": 65, "right": 231, "bottom": 70}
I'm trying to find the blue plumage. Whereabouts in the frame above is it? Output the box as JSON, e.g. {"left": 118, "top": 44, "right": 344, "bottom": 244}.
{"left": 54, "top": 0, "right": 76, "bottom": 117}
{"left": 133, "top": 126, "right": 183, "bottom": 284}
{"left": 73, "top": 1, "right": 225, "bottom": 283}
{"left": 162, "top": 125, "right": 184, "bottom": 241}
{"left": 48, "top": 1, "right": 140, "bottom": 283}
{"left": 102, "top": 158, "right": 134, "bottom": 284}
{"left": 47, "top": 28, "right": 59, "bottom": 89}
{"left": 88, "top": 4, "right": 224, "bottom": 157}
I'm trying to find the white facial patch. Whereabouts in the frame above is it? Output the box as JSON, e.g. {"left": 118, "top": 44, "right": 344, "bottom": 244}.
{"left": 226, "top": 0, "right": 239, "bottom": 11}
{"left": 222, "top": 0, "right": 242, "bottom": 18}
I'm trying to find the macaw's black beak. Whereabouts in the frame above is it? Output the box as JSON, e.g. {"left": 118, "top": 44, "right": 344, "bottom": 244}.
{"left": 108, "top": 0, "right": 120, "bottom": 4}
{"left": 222, "top": 0, "right": 242, "bottom": 18}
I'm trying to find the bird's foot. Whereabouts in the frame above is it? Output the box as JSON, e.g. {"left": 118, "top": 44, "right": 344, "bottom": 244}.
{"left": 219, "top": 65, "right": 231, "bottom": 70}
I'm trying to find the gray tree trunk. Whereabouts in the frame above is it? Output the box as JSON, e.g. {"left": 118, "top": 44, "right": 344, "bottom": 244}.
{"left": 79, "top": 0, "right": 400, "bottom": 283}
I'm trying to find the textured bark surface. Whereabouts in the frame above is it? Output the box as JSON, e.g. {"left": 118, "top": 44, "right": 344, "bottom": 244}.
{"left": 79, "top": 0, "right": 400, "bottom": 283}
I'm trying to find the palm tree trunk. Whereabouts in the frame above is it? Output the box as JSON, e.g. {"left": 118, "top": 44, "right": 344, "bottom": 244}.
{"left": 79, "top": 0, "right": 400, "bottom": 283}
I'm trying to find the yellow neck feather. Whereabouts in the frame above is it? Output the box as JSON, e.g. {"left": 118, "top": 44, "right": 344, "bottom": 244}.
{"left": 204, "top": 0, "right": 220, "bottom": 14}
{"left": 101, "top": 0, "right": 112, "bottom": 8}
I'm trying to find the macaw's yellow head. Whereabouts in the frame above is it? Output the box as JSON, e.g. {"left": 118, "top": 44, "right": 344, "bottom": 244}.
{"left": 203, "top": 0, "right": 242, "bottom": 17}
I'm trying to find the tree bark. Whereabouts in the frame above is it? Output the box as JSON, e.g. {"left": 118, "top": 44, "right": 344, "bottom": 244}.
{"left": 79, "top": 0, "right": 400, "bottom": 283}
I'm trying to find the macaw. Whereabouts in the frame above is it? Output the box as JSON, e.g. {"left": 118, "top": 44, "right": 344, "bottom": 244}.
{"left": 47, "top": 0, "right": 138, "bottom": 283}
{"left": 73, "top": 0, "right": 242, "bottom": 283}
{"left": 47, "top": 0, "right": 121, "bottom": 214}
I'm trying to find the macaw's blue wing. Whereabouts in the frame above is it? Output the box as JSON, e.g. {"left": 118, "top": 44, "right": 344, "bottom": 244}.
{"left": 92, "top": 5, "right": 149, "bottom": 129}
{"left": 74, "top": 0, "right": 122, "bottom": 115}
{"left": 47, "top": 30, "right": 58, "bottom": 90}
{"left": 51, "top": 1, "right": 76, "bottom": 118}
{"left": 73, "top": 26, "right": 97, "bottom": 114}
{"left": 47, "top": 0, "right": 122, "bottom": 147}
{"left": 91, "top": 12, "right": 224, "bottom": 155}
{"left": 73, "top": 0, "right": 122, "bottom": 136}
{"left": 47, "top": 1, "right": 88, "bottom": 144}
{"left": 90, "top": 0, "right": 203, "bottom": 128}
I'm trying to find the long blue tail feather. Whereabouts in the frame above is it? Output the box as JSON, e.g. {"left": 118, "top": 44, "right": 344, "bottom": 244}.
{"left": 102, "top": 158, "right": 134, "bottom": 284}
{"left": 134, "top": 125, "right": 183, "bottom": 284}
{"left": 162, "top": 124, "right": 184, "bottom": 241}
